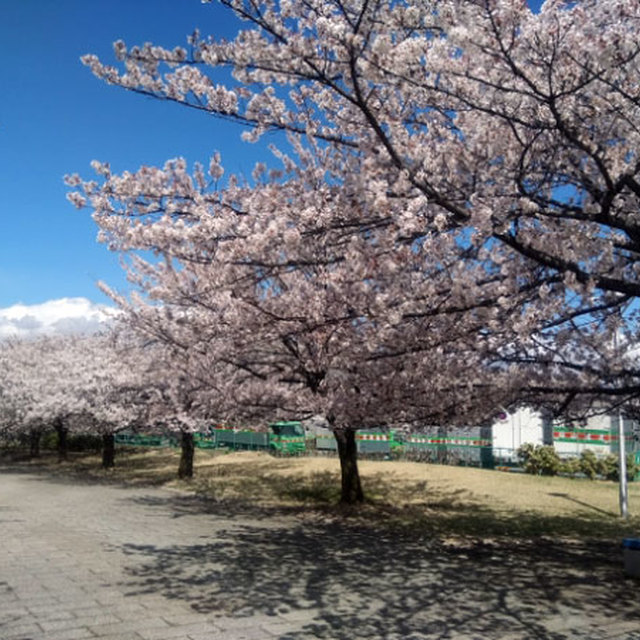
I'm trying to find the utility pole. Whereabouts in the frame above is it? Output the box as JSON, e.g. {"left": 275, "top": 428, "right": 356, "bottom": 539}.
{"left": 612, "top": 318, "right": 629, "bottom": 519}
{"left": 618, "top": 412, "right": 629, "bottom": 519}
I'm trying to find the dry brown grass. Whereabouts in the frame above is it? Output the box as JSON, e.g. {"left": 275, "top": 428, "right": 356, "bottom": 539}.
{"left": 5, "top": 447, "right": 640, "bottom": 541}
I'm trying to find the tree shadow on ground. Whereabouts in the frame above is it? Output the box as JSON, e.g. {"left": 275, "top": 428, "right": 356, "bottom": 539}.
{"left": 6, "top": 454, "right": 640, "bottom": 538}
{"left": 116, "top": 498, "right": 640, "bottom": 640}
{"left": 4, "top": 455, "right": 640, "bottom": 638}
{"left": 182, "top": 465, "right": 640, "bottom": 540}
{"left": 123, "top": 473, "right": 640, "bottom": 539}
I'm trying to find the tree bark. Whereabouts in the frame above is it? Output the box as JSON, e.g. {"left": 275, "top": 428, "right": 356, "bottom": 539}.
{"left": 102, "top": 433, "right": 115, "bottom": 469}
{"left": 334, "top": 428, "right": 364, "bottom": 504}
{"left": 54, "top": 417, "right": 68, "bottom": 462}
{"left": 178, "top": 431, "right": 194, "bottom": 479}
{"left": 29, "top": 429, "right": 41, "bottom": 458}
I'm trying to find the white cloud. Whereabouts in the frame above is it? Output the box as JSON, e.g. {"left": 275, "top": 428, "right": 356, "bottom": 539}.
{"left": 0, "top": 298, "right": 116, "bottom": 339}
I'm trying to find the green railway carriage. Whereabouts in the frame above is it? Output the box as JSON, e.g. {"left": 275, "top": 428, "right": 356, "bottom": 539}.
{"left": 114, "top": 433, "right": 173, "bottom": 448}
{"left": 552, "top": 425, "right": 633, "bottom": 449}
{"left": 116, "top": 421, "right": 306, "bottom": 456}
{"left": 551, "top": 414, "right": 638, "bottom": 459}
{"left": 402, "top": 426, "right": 494, "bottom": 468}
{"left": 405, "top": 433, "right": 491, "bottom": 449}
{"left": 200, "top": 421, "right": 306, "bottom": 455}
{"left": 201, "top": 427, "right": 270, "bottom": 450}
{"left": 269, "top": 421, "right": 307, "bottom": 454}
{"left": 357, "top": 430, "right": 404, "bottom": 454}
{"left": 314, "top": 427, "right": 490, "bottom": 467}
{"left": 314, "top": 428, "right": 404, "bottom": 457}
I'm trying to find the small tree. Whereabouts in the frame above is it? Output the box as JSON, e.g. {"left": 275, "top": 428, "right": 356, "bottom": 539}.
{"left": 517, "top": 444, "right": 562, "bottom": 477}
{"left": 579, "top": 451, "right": 600, "bottom": 481}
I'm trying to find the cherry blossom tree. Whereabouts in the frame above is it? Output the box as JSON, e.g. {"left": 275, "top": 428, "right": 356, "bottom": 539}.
{"left": 0, "top": 335, "right": 82, "bottom": 460}
{"left": 0, "top": 332, "right": 165, "bottom": 467}
{"left": 68, "top": 141, "right": 529, "bottom": 501}
{"left": 81, "top": 332, "right": 162, "bottom": 469}
{"left": 0, "top": 345, "right": 26, "bottom": 451}
{"left": 77, "top": 0, "right": 640, "bottom": 414}
{"left": 69, "top": 0, "right": 640, "bottom": 501}
{"left": 140, "top": 349, "right": 213, "bottom": 480}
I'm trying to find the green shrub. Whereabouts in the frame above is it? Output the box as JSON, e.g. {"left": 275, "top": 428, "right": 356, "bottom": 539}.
{"left": 517, "top": 443, "right": 562, "bottom": 476}
{"left": 560, "top": 457, "right": 581, "bottom": 477}
{"left": 600, "top": 453, "right": 640, "bottom": 482}
{"left": 578, "top": 450, "right": 599, "bottom": 480}
{"left": 557, "top": 452, "right": 640, "bottom": 482}
{"left": 598, "top": 454, "right": 618, "bottom": 481}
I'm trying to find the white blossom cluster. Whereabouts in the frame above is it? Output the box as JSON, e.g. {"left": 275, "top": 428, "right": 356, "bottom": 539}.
{"left": 0, "top": 332, "right": 175, "bottom": 441}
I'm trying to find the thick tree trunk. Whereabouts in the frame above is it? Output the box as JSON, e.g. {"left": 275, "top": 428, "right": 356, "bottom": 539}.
{"left": 178, "top": 431, "right": 194, "bottom": 479}
{"left": 102, "top": 433, "right": 115, "bottom": 469}
{"left": 54, "top": 418, "right": 68, "bottom": 462}
{"left": 334, "top": 428, "right": 364, "bottom": 504}
{"left": 29, "top": 429, "right": 41, "bottom": 458}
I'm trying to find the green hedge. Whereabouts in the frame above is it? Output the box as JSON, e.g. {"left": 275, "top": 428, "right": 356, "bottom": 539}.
{"left": 517, "top": 444, "right": 639, "bottom": 481}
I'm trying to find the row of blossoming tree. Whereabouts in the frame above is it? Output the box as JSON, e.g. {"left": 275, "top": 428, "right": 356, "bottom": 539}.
{"left": 0, "top": 332, "right": 224, "bottom": 478}
{"left": 5, "top": 0, "right": 637, "bottom": 503}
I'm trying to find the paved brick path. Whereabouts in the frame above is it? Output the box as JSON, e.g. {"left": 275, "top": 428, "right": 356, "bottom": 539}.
{"left": 1, "top": 466, "right": 640, "bottom": 640}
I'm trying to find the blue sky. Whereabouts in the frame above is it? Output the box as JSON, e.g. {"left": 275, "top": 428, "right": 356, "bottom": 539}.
{"left": 0, "top": 0, "right": 253, "bottom": 310}
{"left": 0, "top": 0, "right": 545, "bottom": 318}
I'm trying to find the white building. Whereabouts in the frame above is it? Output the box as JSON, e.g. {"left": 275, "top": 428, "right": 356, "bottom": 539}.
{"left": 491, "top": 407, "right": 638, "bottom": 461}
{"left": 491, "top": 407, "right": 549, "bottom": 463}
{"left": 552, "top": 413, "right": 637, "bottom": 458}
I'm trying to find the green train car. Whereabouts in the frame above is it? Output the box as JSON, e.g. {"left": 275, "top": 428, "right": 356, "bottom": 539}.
{"left": 314, "top": 426, "right": 493, "bottom": 467}
{"left": 202, "top": 421, "right": 306, "bottom": 455}
{"left": 115, "top": 423, "right": 493, "bottom": 466}
{"left": 403, "top": 427, "right": 494, "bottom": 468}
{"left": 314, "top": 428, "right": 401, "bottom": 455}
{"left": 115, "top": 421, "right": 306, "bottom": 456}
{"left": 114, "top": 433, "right": 174, "bottom": 447}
